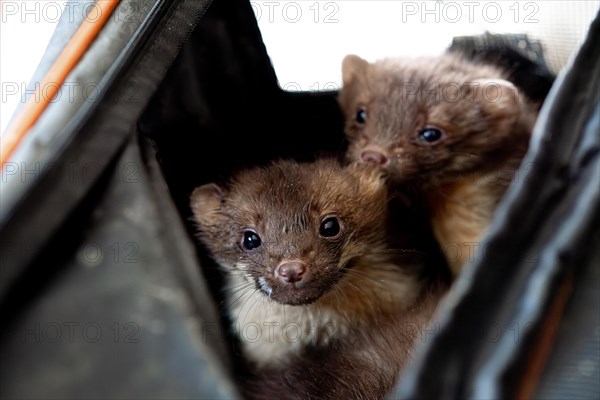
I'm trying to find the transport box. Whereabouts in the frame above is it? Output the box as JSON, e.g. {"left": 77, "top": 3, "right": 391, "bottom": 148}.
{"left": 1, "top": 1, "right": 598, "bottom": 398}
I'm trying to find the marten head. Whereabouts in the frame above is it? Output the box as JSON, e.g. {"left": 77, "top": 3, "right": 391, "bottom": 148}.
{"left": 339, "top": 53, "right": 531, "bottom": 183}
{"left": 190, "top": 159, "right": 388, "bottom": 306}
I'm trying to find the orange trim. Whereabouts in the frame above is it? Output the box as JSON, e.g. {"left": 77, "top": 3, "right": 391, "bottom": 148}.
{"left": 515, "top": 274, "right": 574, "bottom": 399}
{"left": 0, "top": 0, "right": 120, "bottom": 165}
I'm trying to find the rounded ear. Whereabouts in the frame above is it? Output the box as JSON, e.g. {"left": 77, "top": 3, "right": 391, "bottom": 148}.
{"left": 462, "top": 78, "right": 521, "bottom": 112}
{"left": 342, "top": 54, "right": 369, "bottom": 85}
{"left": 190, "top": 183, "right": 225, "bottom": 226}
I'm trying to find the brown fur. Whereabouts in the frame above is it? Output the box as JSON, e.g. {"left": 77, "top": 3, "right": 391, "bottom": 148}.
{"left": 339, "top": 53, "right": 538, "bottom": 275}
{"left": 190, "top": 159, "right": 447, "bottom": 398}
{"left": 242, "top": 284, "right": 445, "bottom": 400}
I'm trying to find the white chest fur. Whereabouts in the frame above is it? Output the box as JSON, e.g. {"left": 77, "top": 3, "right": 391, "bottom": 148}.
{"left": 224, "top": 257, "right": 420, "bottom": 367}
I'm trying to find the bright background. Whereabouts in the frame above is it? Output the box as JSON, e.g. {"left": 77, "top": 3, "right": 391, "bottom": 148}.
{"left": 255, "top": 0, "right": 600, "bottom": 91}
{"left": 1, "top": 0, "right": 67, "bottom": 134}
{"left": 1, "top": 1, "right": 599, "bottom": 135}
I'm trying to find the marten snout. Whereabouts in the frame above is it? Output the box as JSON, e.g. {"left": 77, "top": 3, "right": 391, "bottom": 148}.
{"left": 275, "top": 261, "right": 307, "bottom": 283}
{"left": 360, "top": 146, "right": 390, "bottom": 166}
{"left": 361, "top": 150, "right": 389, "bottom": 165}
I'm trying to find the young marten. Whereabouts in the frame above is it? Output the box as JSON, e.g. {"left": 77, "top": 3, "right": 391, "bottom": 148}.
{"left": 339, "top": 53, "right": 538, "bottom": 275}
{"left": 190, "top": 159, "right": 447, "bottom": 399}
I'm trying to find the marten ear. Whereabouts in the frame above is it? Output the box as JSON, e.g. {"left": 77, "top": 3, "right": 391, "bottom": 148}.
{"left": 342, "top": 54, "right": 369, "bottom": 85}
{"left": 190, "top": 183, "right": 225, "bottom": 226}
{"left": 463, "top": 78, "right": 521, "bottom": 113}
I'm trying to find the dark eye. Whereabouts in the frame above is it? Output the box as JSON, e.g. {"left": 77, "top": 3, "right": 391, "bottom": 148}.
{"left": 355, "top": 108, "right": 366, "bottom": 124}
{"left": 320, "top": 217, "right": 341, "bottom": 237}
{"left": 419, "top": 128, "right": 443, "bottom": 143}
{"left": 242, "top": 230, "right": 262, "bottom": 250}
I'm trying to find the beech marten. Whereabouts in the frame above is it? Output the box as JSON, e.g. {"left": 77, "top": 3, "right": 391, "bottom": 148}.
{"left": 190, "top": 159, "right": 446, "bottom": 398}
{"left": 339, "top": 53, "right": 538, "bottom": 275}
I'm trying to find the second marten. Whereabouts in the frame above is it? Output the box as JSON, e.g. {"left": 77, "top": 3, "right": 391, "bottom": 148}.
{"left": 190, "top": 159, "right": 446, "bottom": 399}
{"left": 339, "top": 53, "right": 539, "bottom": 275}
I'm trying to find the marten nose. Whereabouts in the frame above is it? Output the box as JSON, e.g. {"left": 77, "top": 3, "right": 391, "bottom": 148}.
{"left": 361, "top": 149, "right": 389, "bottom": 165}
{"left": 275, "top": 262, "right": 307, "bottom": 283}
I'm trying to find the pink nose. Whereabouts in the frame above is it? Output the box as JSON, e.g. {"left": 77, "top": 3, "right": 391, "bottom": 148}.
{"left": 361, "top": 150, "right": 389, "bottom": 165}
{"left": 275, "top": 262, "right": 307, "bottom": 283}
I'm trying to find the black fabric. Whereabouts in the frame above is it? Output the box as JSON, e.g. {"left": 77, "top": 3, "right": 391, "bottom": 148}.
{"left": 1, "top": 0, "right": 237, "bottom": 398}
{"left": 535, "top": 230, "right": 600, "bottom": 399}
{"left": 0, "top": 134, "right": 236, "bottom": 399}
{"left": 139, "top": 1, "right": 578, "bottom": 398}
{"left": 0, "top": 0, "right": 212, "bottom": 302}
{"left": 139, "top": 0, "right": 347, "bottom": 215}
{"left": 1, "top": 0, "right": 596, "bottom": 397}
{"left": 448, "top": 32, "right": 555, "bottom": 104}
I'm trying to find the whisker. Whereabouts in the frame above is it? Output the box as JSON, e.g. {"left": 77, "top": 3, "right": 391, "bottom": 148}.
{"left": 224, "top": 281, "right": 255, "bottom": 298}
{"left": 241, "top": 290, "right": 264, "bottom": 326}
{"left": 228, "top": 285, "right": 256, "bottom": 308}
{"left": 235, "top": 286, "right": 261, "bottom": 324}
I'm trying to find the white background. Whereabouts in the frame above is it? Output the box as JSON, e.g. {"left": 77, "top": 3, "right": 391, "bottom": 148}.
{"left": 1, "top": 0, "right": 599, "bottom": 135}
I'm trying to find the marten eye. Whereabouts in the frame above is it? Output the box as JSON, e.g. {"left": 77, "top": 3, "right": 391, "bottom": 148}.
{"left": 242, "top": 230, "right": 262, "bottom": 250}
{"left": 419, "top": 128, "right": 443, "bottom": 143}
{"left": 355, "top": 108, "right": 366, "bottom": 124}
{"left": 320, "top": 216, "right": 341, "bottom": 238}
